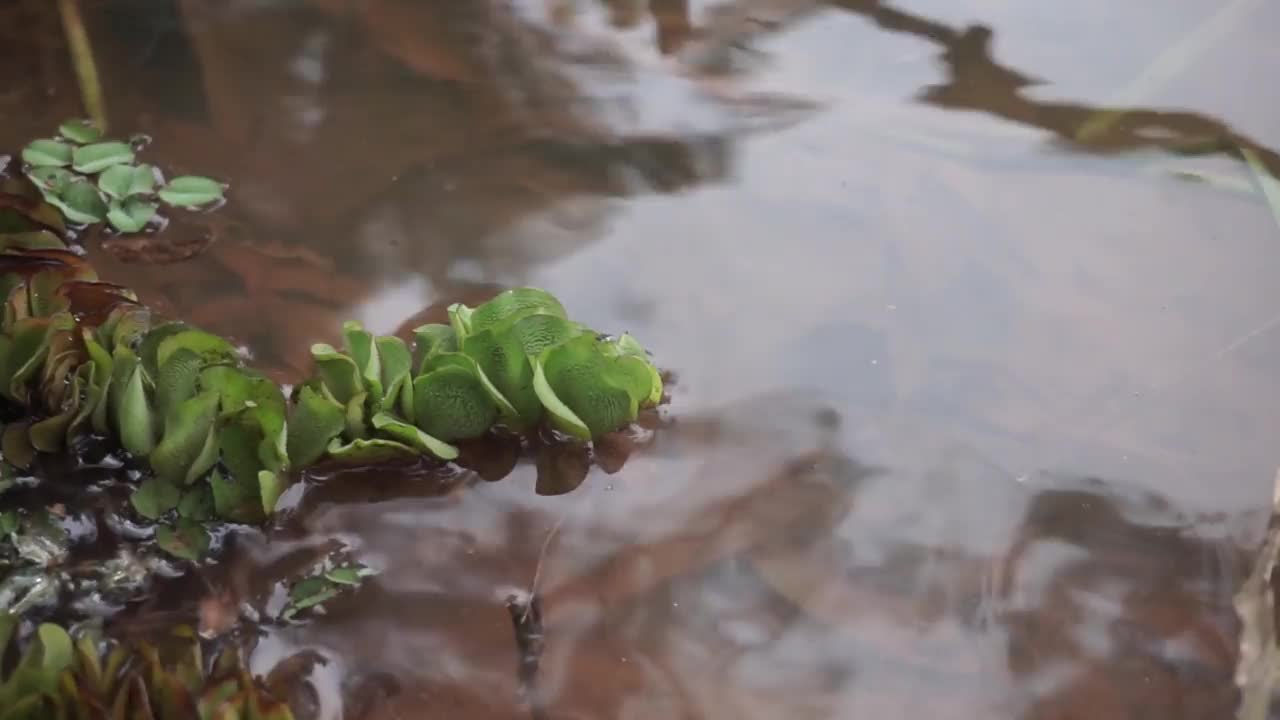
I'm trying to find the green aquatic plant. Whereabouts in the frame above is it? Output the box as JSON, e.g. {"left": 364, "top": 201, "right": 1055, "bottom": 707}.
{"left": 0, "top": 166, "right": 665, "bottom": 561}
{"left": 0, "top": 615, "right": 294, "bottom": 719}
{"left": 19, "top": 119, "right": 225, "bottom": 234}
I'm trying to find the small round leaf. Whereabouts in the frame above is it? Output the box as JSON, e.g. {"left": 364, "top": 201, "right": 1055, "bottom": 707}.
{"left": 71, "top": 142, "right": 135, "bottom": 174}
{"left": 58, "top": 119, "right": 103, "bottom": 144}
{"left": 158, "top": 175, "right": 226, "bottom": 208}
{"left": 51, "top": 181, "right": 108, "bottom": 225}
{"left": 27, "top": 166, "right": 72, "bottom": 193}
{"left": 21, "top": 139, "right": 73, "bottom": 167}
{"left": 98, "top": 164, "right": 156, "bottom": 200}
{"left": 106, "top": 197, "right": 157, "bottom": 233}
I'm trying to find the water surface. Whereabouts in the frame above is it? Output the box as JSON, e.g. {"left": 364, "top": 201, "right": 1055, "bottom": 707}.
{"left": 3, "top": 1, "right": 1279, "bottom": 717}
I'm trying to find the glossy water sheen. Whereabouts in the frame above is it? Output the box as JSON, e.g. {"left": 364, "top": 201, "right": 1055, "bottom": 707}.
{"left": 3, "top": 1, "right": 1279, "bottom": 717}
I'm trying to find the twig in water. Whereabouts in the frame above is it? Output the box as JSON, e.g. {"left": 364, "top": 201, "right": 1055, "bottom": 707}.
{"left": 56, "top": 0, "right": 107, "bottom": 131}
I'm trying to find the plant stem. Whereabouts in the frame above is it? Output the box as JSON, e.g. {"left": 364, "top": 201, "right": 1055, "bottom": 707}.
{"left": 56, "top": 0, "right": 107, "bottom": 132}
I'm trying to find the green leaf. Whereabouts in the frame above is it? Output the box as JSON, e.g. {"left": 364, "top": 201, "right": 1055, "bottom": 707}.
{"left": 375, "top": 335, "right": 411, "bottom": 411}
{"left": 0, "top": 317, "right": 55, "bottom": 402}
{"left": 533, "top": 335, "right": 638, "bottom": 439}
{"left": 106, "top": 198, "right": 157, "bottom": 233}
{"left": 1, "top": 421, "right": 35, "bottom": 469}
{"left": 21, "top": 139, "right": 73, "bottom": 167}
{"left": 29, "top": 371, "right": 81, "bottom": 452}
{"left": 71, "top": 142, "right": 135, "bottom": 174}
{"left": 157, "top": 329, "right": 237, "bottom": 369}
{"left": 504, "top": 312, "right": 582, "bottom": 356}
{"left": 66, "top": 363, "right": 100, "bottom": 438}
{"left": 58, "top": 119, "right": 102, "bottom": 144}
{"left": 50, "top": 180, "right": 107, "bottom": 225}
{"left": 325, "top": 436, "right": 418, "bottom": 464}
{"left": 150, "top": 390, "right": 221, "bottom": 485}
{"left": 325, "top": 567, "right": 368, "bottom": 586}
{"left": 342, "top": 321, "right": 382, "bottom": 407}
{"left": 156, "top": 520, "right": 209, "bottom": 562}
{"left": 286, "top": 384, "right": 345, "bottom": 467}
{"left": 462, "top": 327, "right": 540, "bottom": 427}
{"left": 284, "top": 578, "right": 341, "bottom": 618}
{"left": 606, "top": 355, "right": 656, "bottom": 409}
{"left": 97, "top": 164, "right": 155, "bottom": 200}
{"left": 26, "top": 167, "right": 72, "bottom": 194}
{"left": 209, "top": 468, "right": 263, "bottom": 523}
{"left": 157, "top": 176, "right": 225, "bottom": 209}
{"left": 310, "top": 344, "right": 362, "bottom": 405}
{"left": 370, "top": 412, "right": 458, "bottom": 460}
{"left": 412, "top": 324, "right": 457, "bottom": 373}
{"left": 131, "top": 476, "right": 180, "bottom": 519}
{"left": 110, "top": 348, "right": 156, "bottom": 456}
{"left": 178, "top": 485, "right": 214, "bottom": 521}
{"left": 422, "top": 351, "right": 519, "bottom": 419}
{"left": 36, "top": 623, "right": 74, "bottom": 674}
{"left": 0, "top": 230, "right": 65, "bottom": 252}
{"left": 412, "top": 365, "right": 498, "bottom": 441}
{"left": 258, "top": 470, "right": 285, "bottom": 515}
{"left": 468, "top": 287, "right": 567, "bottom": 333}
{"left": 155, "top": 348, "right": 205, "bottom": 427}
{"left": 108, "top": 305, "right": 153, "bottom": 351}
{"left": 532, "top": 357, "right": 589, "bottom": 440}
{"left": 447, "top": 303, "right": 473, "bottom": 342}
{"left": 345, "top": 391, "right": 368, "bottom": 439}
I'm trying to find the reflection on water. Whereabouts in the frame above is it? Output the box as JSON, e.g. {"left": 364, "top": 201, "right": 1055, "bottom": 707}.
{"left": 4, "top": 0, "right": 1280, "bottom": 717}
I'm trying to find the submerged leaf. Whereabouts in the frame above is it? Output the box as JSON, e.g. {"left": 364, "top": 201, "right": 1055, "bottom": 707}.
{"left": 1, "top": 420, "right": 35, "bottom": 469}
{"left": 156, "top": 520, "right": 209, "bottom": 561}
{"left": 71, "top": 142, "right": 134, "bottom": 174}
{"left": 131, "top": 477, "right": 180, "bottom": 519}
{"left": 21, "top": 140, "right": 73, "bottom": 167}
{"left": 157, "top": 176, "right": 225, "bottom": 209}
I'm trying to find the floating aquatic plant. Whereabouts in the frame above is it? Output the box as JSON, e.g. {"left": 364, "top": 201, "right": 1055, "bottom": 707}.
{"left": 0, "top": 163, "right": 665, "bottom": 554}
{"left": 0, "top": 615, "right": 295, "bottom": 719}
{"left": 18, "top": 119, "right": 225, "bottom": 234}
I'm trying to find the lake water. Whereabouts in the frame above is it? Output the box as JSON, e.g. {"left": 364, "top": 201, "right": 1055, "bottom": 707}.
{"left": 3, "top": 0, "right": 1279, "bottom": 717}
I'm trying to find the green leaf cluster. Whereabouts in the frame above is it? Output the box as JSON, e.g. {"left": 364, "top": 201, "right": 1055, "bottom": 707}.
{"left": 19, "top": 119, "right": 225, "bottom": 233}
{"left": 288, "top": 288, "right": 662, "bottom": 463}
{"left": 0, "top": 234, "right": 661, "bottom": 529}
{"left": 0, "top": 616, "right": 294, "bottom": 720}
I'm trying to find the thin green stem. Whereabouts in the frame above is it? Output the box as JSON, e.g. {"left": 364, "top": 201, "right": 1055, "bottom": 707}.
{"left": 56, "top": 0, "right": 107, "bottom": 132}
